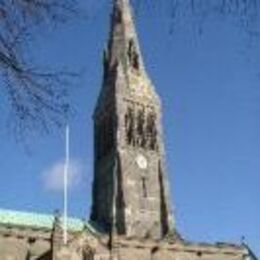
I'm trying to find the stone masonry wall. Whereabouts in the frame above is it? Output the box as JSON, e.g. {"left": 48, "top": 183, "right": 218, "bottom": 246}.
{"left": 0, "top": 225, "right": 51, "bottom": 260}
{"left": 112, "top": 239, "right": 248, "bottom": 260}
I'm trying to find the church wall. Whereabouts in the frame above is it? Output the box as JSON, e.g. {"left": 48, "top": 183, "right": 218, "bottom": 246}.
{"left": 51, "top": 241, "right": 249, "bottom": 260}
{"left": 151, "top": 249, "right": 246, "bottom": 260}
{"left": 110, "top": 241, "right": 248, "bottom": 260}
{"left": 0, "top": 235, "right": 28, "bottom": 259}
{"left": 116, "top": 247, "right": 151, "bottom": 260}
{"left": 0, "top": 225, "right": 51, "bottom": 260}
{"left": 116, "top": 248, "right": 247, "bottom": 260}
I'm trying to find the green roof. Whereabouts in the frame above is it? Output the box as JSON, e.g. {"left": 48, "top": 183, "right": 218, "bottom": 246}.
{"left": 0, "top": 208, "right": 85, "bottom": 232}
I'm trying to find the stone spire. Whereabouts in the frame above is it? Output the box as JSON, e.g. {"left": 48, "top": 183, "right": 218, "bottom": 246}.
{"left": 97, "top": 0, "right": 158, "bottom": 115}
{"left": 105, "top": 0, "right": 145, "bottom": 73}
{"left": 91, "top": 0, "right": 174, "bottom": 240}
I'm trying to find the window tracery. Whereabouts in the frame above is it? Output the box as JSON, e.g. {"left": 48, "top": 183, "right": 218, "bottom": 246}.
{"left": 136, "top": 108, "right": 146, "bottom": 148}
{"left": 124, "top": 105, "right": 158, "bottom": 151}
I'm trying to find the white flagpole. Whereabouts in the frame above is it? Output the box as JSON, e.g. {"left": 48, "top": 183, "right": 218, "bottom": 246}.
{"left": 63, "top": 125, "right": 69, "bottom": 245}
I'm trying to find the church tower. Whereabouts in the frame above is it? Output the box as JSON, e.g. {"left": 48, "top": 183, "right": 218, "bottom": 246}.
{"left": 91, "top": 0, "right": 174, "bottom": 240}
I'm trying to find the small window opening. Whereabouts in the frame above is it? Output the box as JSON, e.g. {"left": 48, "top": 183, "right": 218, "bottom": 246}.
{"left": 141, "top": 177, "right": 148, "bottom": 198}
{"left": 115, "top": 8, "right": 122, "bottom": 23}
{"left": 128, "top": 39, "right": 140, "bottom": 70}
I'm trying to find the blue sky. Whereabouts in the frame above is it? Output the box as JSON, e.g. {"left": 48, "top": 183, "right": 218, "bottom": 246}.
{"left": 0, "top": 0, "right": 259, "bottom": 256}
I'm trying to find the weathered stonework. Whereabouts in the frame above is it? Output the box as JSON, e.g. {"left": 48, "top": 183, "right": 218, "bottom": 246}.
{"left": 0, "top": 217, "right": 254, "bottom": 260}
{"left": 0, "top": 0, "right": 257, "bottom": 259}
{"left": 0, "top": 222, "right": 51, "bottom": 259}
{"left": 91, "top": 0, "right": 173, "bottom": 240}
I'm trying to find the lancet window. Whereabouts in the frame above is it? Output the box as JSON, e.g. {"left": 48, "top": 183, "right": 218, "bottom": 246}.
{"left": 136, "top": 108, "right": 146, "bottom": 148}
{"left": 114, "top": 8, "right": 122, "bottom": 24}
{"left": 146, "top": 112, "right": 158, "bottom": 151}
{"left": 124, "top": 105, "right": 158, "bottom": 151}
{"left": 141, "top": 177, "right": 148, "bottom": 198}
{"left": 128, "top": 39, "right": 140, "bottom": 71}
{"left": 125, "top": 106, "right": 135, "bottom": 146}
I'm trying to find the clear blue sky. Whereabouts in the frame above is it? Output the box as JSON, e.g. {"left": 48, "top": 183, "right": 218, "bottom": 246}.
{"left": 0, "top": 0, "right": 259, "bottom": 255}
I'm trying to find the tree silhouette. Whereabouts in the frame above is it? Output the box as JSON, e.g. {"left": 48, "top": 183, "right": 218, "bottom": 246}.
{"left": 0, "top": 0, "right": 79, "bottom": 138}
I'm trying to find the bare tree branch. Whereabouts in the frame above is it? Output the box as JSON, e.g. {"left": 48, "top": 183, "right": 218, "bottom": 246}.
{"left": 0, "top": 0, "right": 79, "bottom": 139}
{"left": 0, "top": 0, "right": 259, "bottom": 140}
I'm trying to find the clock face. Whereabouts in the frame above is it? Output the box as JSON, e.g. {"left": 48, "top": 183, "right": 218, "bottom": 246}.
{"left": 136, "top": 154, "right": 148, "bottom": 169}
